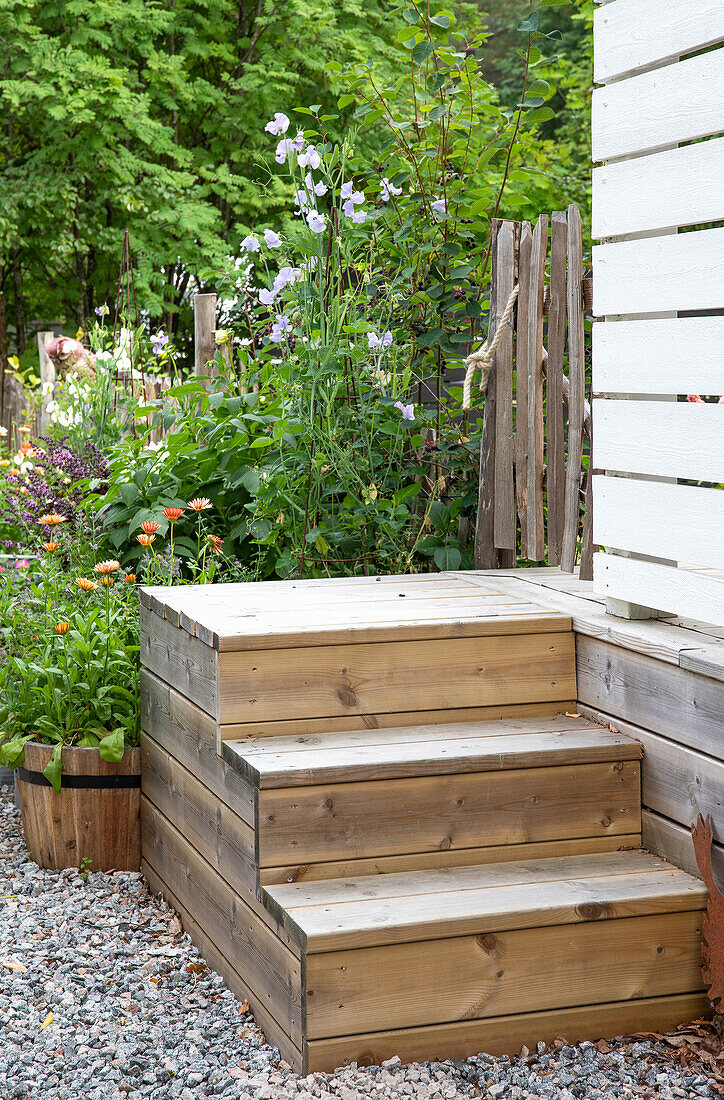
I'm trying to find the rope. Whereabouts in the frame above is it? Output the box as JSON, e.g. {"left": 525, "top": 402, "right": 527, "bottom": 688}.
{"left": 462, "top": 283, "right": 519, "bottom": 411}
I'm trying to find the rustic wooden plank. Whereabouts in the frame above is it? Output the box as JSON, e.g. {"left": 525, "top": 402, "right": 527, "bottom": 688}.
{"left": 142, "top": 860, "right": 304, "bottom": 1071}
{"left": 257, "top": 760, "right": 641, "bottom": 867}
{"left": 593, "top": 400, "right": 724, "bottom": 482}
{"left": 474, "top": 218, "right": 501, "bottom": 569}
{"left": 593, "top": 228, "right": 724, "bottom": 317}
{"left": 494, "top": 221, "right": 518, "bottom": 553}
{"left": 594, "top": 0, "right": 724, "bottom": 83}
{"left": 306, "top": 992, "right": 710, "bottom": 1072}
{"left": 526, "top": 215, "right": 548, "bottom": 561}
{"left": 679, "top": 646, "right": 724, "bottom": 684}
{"left": 561, "top": 205, "right": 585, "bottom": 573}
{"left": 259, "top": 835, "right": 643, "bottom": 887}
{"left": 576, "top": 635, "right": 724, "bottom": 759}
{"left": 579, "top": 462, "right": 595, "bottom": 583}
{"left": 141, "top": 798, "right": 303, "bottom": 1044}
{"left": 592, "top": 51, "right": 724, "bottom": 161}
{"left": 515, "top": 221, "right": 533, "bottom": 558}
{"left": 593, "top": 137, "right": 724, "bottom": 238}
{"left": 140, "top": 606, "right": 218, "bottom": 719}
{"left": 547, "top": 211, "right": 567, "bottom": 566}
{"left": 217, "top": 632, "right": 577, "bottom": 724}
{"left": 140, "top": 669, "right": 255, "bottom": 825}
{"left": 305, "top": 910, "right": 704, "bottom": 1038}
{"left": 593, "top": 317, "right": 724, "bottom": 395}
{"left": 594, "top": 555, "right": 724, "bottom": 630}
{"left": 593, "top": 477, "right": 724, "bottom": 570}
{"left": 642, "top": 809, "right": 724, "bottom": 884}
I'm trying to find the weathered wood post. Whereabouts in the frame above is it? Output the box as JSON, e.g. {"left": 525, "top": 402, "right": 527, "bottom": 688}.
{"left": 194, "top": 294, "right": 217, "bottom": 380}
{"left": 37, "top": 330, "right": 55, "bottom": 435}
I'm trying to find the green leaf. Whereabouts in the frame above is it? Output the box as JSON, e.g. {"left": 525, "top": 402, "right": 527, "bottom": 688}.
{"left": 99, "top": 728, "right": 126, "bottom": 763}
{"left": 433, "top": 545, "right": 462, "bottom": 570}
{"left": 43, "top": 743, "right": 63, "bottom": 794}
{"left": 337, "top": 94, "right": 355, "bottom": 109}
{"left": 517, "top": 12, "right": 539, "bottom": 32}
{"left": 411, "top": 40, "right": 434, "bottom": 65}
{"left": 429, "top": 13, "right": 451, "bottom": 28}
{"left": 402, "top": 8, "right": 420, "bottom": 22}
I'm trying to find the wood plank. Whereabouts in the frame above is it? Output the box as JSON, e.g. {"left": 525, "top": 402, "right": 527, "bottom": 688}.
{"left": 526, "top": 214, "right": 548, "bottom": 561}
{"left": 561, "top": 204, "right": 585, "bottom": 572}
{"left": 141, "top": 669, "right": 255, "bottom": 826}
{"left": 576, "top": 635, "right": 724, "bottom": 759}
{"left": 141, "top": 798, "right": 304, "bottom": 1044}
{"left": 680, "top": 646, "right": 724, "bottom": 684}
{"left": 493, "top": 221, "right": 517, "bottom": 553}
{"left": 593, "top": 228, "right": 724, "bottom": 317}
{"left": 592, "top": 50, "right": 724, "bottom": 161}
{"left": 281, "top": 867, "right": 706, "bottom": 954}
{"left": 643, "top": 809, "right": 724, "bottom": 885}
{"left": 257, "top": 760, "right": 641, "bottom": 866}
{"left": 305, "top": 911, "right": 704, "bottom": 1038}
{"left": 594, "top": 555, "right": 724, "bottom": 629}
{"left": 260, "top": 835, "right": 643, "bottom": 887}
{"left": 593, "top": 477, "right": 724, "bottom": 571}
{"left": 594, "top": 0, "right": 724, "bottom": 83}
{"left": 140, "top": 733, "right": 266, "bottom": 923}
{"left": 474, "top": 218, "right": 500, "bottom": 569}
{"left": 217, "top": 631, "right": 577, "bottom": 724}
{"left": 593, "top": 400, "right": 724, "bottom": 482}
{"left": 140, "top": 606, "right": 218, "bottom": 718}
{"left": 232, "top": 727, "right": 641, "bottom": 789}
{"left": 547, "top": 211, "right": 567, "bottom": 566}
{"left": 307, "top": 992, "right": 711, "bottom": 1073}
{"left": 515, "top": 221, "right": 533, "bottom": 558}
{"left": 142, "top": 860, "right": 304, "bottom": 1072}
{"left": 593, "top": 138, "right": 724, "bottom": 238}
{"left": 593, "top": 317, "right": 724, "bottom": 396}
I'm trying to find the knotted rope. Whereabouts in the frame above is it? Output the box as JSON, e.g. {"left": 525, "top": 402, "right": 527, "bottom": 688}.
{"left": 462, "top": 283, "right": 519, "bottom": 411}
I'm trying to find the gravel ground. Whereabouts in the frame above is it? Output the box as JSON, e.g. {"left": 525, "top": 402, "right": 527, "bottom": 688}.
{"left": 2, "top": 788, "right": 724, "bottom": 1100}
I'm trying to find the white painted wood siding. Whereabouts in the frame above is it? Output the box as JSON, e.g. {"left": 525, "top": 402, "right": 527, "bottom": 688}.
{"left": 594, "top": 0, "right": 724, "bottom": 83}
{"left": 593, "top": 317, "right": 724, "bottom": 395}
{"left": 594, "top": 554, "right": 724, "bottom": 629}
{"left": 593, "top": 400, "right": 724, "bottom": 483}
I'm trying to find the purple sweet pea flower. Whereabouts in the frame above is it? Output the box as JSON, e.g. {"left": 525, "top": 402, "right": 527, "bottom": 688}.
{"left": 394, "top": 401, "right": 415, "bottom": 421}
{"left": 368, "top": 331, "right": 393, "bottom": 351}
{"left": 265, "top": 112, "right": 290, "bottom": 136}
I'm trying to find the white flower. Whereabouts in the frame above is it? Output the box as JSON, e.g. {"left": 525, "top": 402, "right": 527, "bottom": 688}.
{"left": 273, "top": 266, "right": 298, "bottom": 294}
{"left": 293, "top": 131, "right": 305, "bottom": 151}
{"left": 294, "top": 188, "right": 312, "bottom": 214}
{"left": 275, "top": 138, "right": 295, "bottom": 164}
{"left": 351, "top": 209, "right": 366, "bottom": 224}
{"left": 265, "top": 112, "right": 290, "bottom": 136}
{"left": 340, "top": 181, "right": 355, "bottom": 200}
{"left": 305, "top": 172, "right": 328, "bottom": 197}
{"left": 298, "top": 145, "right": 321, "bottom": 170}
{"left": 242, "top": 234, "right": 260, "bottom": 252}
{"left": 380, "top": 177, "right": 402, "bottom": 202}
{"left": 367, "top": 331, "right": 393, "bottom": 351}
{"left": 342, "top": 191, "right": 365, "bottom": 218}
{"left": 259, "top": 288, "right": 277, "bottom": 306}
{"left": 431, "top": 198, "right": 447, "bottom": 218}
{"left": 306, "top": 210, "right": 326, "bottom": 234}
{"left": 263, "top": 229, "right": 282, "bottom": 248}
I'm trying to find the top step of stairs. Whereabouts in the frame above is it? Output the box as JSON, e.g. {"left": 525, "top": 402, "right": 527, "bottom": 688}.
{"left": 140, "top": 572, "right": 571, "bottom": 651}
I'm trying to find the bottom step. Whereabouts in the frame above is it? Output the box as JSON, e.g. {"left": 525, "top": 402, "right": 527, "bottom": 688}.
{"left": 263, "top": 851, "right": 709, "bottom": 1072}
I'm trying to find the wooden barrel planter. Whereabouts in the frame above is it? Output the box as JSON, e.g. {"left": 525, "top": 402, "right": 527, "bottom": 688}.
{"left": 16, "top": 743, "right": 141, "bottom": 871}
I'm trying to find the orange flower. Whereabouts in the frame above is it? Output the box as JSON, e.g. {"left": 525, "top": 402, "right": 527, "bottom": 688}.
{"left": 207, "top": 534, "right": 223, "bottom": 555}
{"left": 18, "top": 426, "right": 32, "bottom": 435}
{"left": 94, "top": 559, "right": 120, "bottom": 575}
{"left": 8, "top": 467, "right": 20, "bottom": 476}
{"left": 55, "top": 622, "right": 70, "bottom": 635}
{"left": 139, "top": 520, "right": 160, "bottom": 535}
{"left": 19, "top": 486, "right": 29, "bottom": 495}
{"left": 0, "top": 459, "right": 9, "bottom": 467}
{"left": 39, "top": 513, "right": 66, "bottom": 527}
{"left": 76, "top": 577, "right": 97, "bottom": 591}
{"left": 100, "top": 576, "right": 114, "bottom": 586}
{"left": 124, "top": 573, "right": 137, "bottom": 584}
{"left": 137, "top": 533, "right": 156, "bottom": 547}
{"left": 42, "top": 541, "right": 59, "bottom": 552}
{"left": 188, "top": 497, "right": 212, "bottom": 512}
{"left": 162, "top": 507, "right": 184, "bottom": 521}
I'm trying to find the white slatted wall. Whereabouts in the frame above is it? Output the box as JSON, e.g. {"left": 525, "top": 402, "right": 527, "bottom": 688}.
{"left": 592, "top": 0, "right": 724, "bottom": 628}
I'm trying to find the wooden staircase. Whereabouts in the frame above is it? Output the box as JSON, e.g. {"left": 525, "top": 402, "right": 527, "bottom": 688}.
{"left": 139, "top": 573, "right": 709, "bottom": 1073}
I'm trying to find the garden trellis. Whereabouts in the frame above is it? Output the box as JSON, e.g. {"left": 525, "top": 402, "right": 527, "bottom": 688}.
{"left": 591, "top": 0, "right": 724, "bottom": 627}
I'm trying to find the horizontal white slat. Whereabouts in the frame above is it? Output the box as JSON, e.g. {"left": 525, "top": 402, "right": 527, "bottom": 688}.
{"left": 593, "top": 476, "right": 724, "bottom": 569}
{"left": 594, "top": 553, "right": 724, "bottom": 628}
{"left": 593, "top": 317, "right": 724, "bottom": 395}
{"left": 593, "top": 137, "right": 724, "bottom": 238}
{"left": 593, "top": 399, "right": 724, "bottom": 482}
{"left": 593, "top": 227, "right": 724, "bottom": 316}
{"left": 594, "top": 0, "right": 724, "bottom": 83}
{"left": 592, "top": 50, "right": 724, "bottom": 160}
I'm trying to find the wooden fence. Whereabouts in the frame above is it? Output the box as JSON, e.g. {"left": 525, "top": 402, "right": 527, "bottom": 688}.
{"left": 591, "top": 0, "right": 724, "bottom": 627}
{"left": 473, "top": 207, "right": 593, "bottom": 577}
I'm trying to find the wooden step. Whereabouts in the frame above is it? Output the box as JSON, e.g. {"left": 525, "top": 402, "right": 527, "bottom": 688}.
{"left": 222, "top": 716, "right": 643, "bottom": 877}
{"left": 261, "top": 851, "right": 708, "bottom": 1070}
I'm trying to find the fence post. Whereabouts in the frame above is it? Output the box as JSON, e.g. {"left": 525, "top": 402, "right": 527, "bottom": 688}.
{"left": 37, "top": 330, "right": 55, "bottom": 436}
{"left": 194, "top": 294, "right": 217, "bottom": 379}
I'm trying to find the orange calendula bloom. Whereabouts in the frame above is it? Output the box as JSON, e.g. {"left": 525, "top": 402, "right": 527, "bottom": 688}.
{"left": 137, "top": 533, "right": 156, "bottom": 547}
{"left": 94, "top": 559, "right": 120, "bottom": 575}
{"left": 124, "top": 573, "right": 137, "bottom": 583}
{"left": 18, "top": 426, "right": 32, "bottom": 435}
{"left": 76, "top": 577, "right": 97, "bottom": 591}
{"left": 100, "top": 576, "right": 114, "bottom": 586}
{"left": 162, "top": 507, "right": 184, "bottom": 521}
{"left": 39, "top": 513, "right": 66, "bottom": 527}
{"left": 139, "top": 520, "right": 160, "bottom": 535}
{"left": 0, "top": 459, "right": 10, "bottom": 467}
{"left": 208, "top": 534, "right": 223, "bottom": 555}
{"left": 19, "top": 486, "right": 29, "bottom": 495}
{"left": 55, "top": 622, "right": 70, "bottom": 635}
{"left": 42, "top": 541, "right": 59, "bottom": 552}
{"left": 188, "top": 497, "right": 212, "bottom": 512}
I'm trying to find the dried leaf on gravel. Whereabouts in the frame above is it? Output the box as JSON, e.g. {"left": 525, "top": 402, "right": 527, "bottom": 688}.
{"left": 185, "top": 962, "right": 207, "bottom": 975}
{"left": 168, "top": 916, "right": 182, "bottom": 935}
{"left": 39, "top": 1011, "right": 54, "bottom": 1031}
{"left": 2, "top": 959, "right": 27, "bottom": 972}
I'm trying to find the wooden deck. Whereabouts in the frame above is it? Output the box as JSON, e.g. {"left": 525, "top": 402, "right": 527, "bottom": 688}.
{"left": 139, "top": 570, "right": 713, "bottom": 1072}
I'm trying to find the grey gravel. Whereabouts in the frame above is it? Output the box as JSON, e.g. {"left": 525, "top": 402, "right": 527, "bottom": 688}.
{"left": 1, "top": 787, "right": 722, "bottom": 1099}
